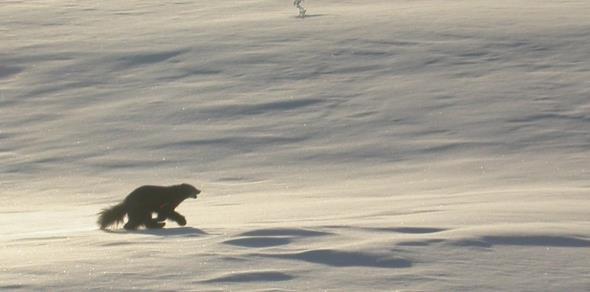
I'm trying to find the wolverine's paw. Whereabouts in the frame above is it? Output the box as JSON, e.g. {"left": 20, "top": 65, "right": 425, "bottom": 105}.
{"left": 177, "top": 216, "right": 187, "bottom": 226}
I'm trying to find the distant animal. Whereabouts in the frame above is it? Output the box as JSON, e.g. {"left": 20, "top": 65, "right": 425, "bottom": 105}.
{"left": 98, "top": 183, "right": 201, "bottom": 230}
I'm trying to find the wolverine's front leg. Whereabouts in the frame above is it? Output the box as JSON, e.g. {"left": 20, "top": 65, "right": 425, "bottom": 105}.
{"left": 168, "top": 211, "right": 187, "bottom": 226}
{"left": 156, "top": 210, "right": 187, "bottom": 226}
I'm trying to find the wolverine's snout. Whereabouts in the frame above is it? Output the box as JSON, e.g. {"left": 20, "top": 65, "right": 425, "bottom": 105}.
{"left": 190, "top": 189, "right": 201, "bottom": 198}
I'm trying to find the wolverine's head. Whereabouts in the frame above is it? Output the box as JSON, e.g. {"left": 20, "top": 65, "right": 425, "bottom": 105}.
{"left": 176, "top": 183, "right": 201, "bottom": 198}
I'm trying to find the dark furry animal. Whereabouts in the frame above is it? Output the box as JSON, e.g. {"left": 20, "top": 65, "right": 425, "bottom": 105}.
{"left": 98, "top": 183, "right": 200, "bottom": 230}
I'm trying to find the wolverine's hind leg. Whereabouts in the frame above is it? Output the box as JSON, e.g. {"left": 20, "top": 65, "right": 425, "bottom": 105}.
{"left": 124, "top": 209, "right": 146, "bottom": 230}
{"left": 145, "top": 217, "right": 165, "bottom": 229}
{"left": 156, "top": 212, "right": 167, "bottom": 222}
{"left": 124, "top": 218, "right": 141, "bottom": 230}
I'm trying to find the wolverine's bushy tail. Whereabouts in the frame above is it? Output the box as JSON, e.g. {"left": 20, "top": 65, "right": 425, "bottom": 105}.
{"left": 97, "top": 202, "right": 127, "bottom": 230}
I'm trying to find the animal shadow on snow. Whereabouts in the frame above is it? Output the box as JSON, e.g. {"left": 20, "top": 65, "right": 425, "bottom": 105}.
{"left": 106, "top": 226, "right": 207, "bottom": 237}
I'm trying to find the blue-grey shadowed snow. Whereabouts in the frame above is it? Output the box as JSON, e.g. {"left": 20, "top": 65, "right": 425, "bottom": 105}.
{"left": 100, "top": 241, "right": 142, "bottom": 247}
{"left": 452, "top": 235, "right": 590, "bottom": 248}
{"left": 260, "top": 249, "right": 412, "bottom": 268}
{"left": 0, "top": 65, "right": 23, "bottom": 79}
{"left": 366, "top": 227, "right": 447, "bottom": 234}
{"left": 238, "top": 228, "right": 331, "bottom": 237}
{"left": 155, "top": 68, "right": 222, "bottom": 82}
{"left": 222, "top": 228, "right": 331, "bottom": 248}
{"left": 154, "top": 136, "right": 305, "bottom": 149}
{"left": 112, "top": 49, "right": 189, "bottom": 69}
{"left": 12, "top": 236, "right": 69, "bottom": 243}
{"left": 201, "top": 271, "right": 294, "bottom": 283}
{"left": 0, "top": 284, "right": 30, "bottom": 290}
{"left": 200, "top": 98, "right": 326, "bottom": 117}
{"left": 223, "top": 236, "right": 292, "bottom": 248}
{"left": 324, "top": 225, "right": 447, "bottom": 234}
{"left": 396, "top": 239, "right": 445, "bottom": 246}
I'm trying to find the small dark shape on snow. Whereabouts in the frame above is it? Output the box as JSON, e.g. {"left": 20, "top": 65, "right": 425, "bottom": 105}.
{"left": 97, "top": 183, "right": 200, "bottom": 230}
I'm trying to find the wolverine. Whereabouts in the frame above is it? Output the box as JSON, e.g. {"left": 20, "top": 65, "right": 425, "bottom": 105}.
{"left": 98, "top": 183, "right": 200, "bottom": 230}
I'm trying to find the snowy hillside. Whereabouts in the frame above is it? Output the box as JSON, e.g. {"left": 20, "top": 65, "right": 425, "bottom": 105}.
{"left": 1, "top": 0, "right": 589, "bottom": 290}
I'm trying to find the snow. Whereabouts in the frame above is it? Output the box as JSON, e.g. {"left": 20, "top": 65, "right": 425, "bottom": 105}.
{"left": 1, "top": 0, "right": 589, "bottom": 290}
